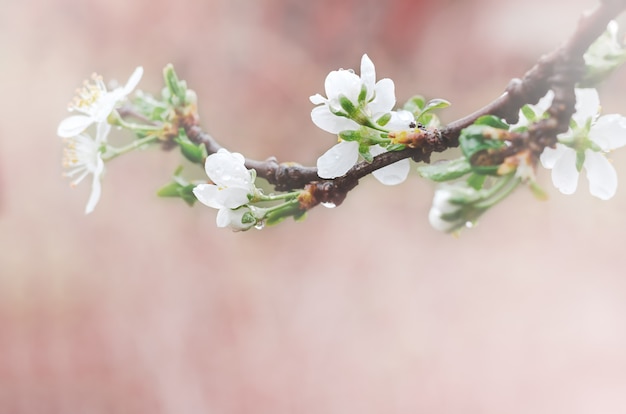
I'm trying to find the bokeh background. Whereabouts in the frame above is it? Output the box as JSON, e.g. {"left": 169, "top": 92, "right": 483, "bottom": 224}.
{"left": 3, "top": 0, "right": 626, "bottom": 412}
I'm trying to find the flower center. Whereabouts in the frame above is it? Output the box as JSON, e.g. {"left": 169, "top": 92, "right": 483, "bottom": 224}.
{"left": 68, "top": 73, "right": 107, "bottom": 112}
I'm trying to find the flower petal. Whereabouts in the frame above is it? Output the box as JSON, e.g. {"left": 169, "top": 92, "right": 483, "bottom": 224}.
{"left": 573, "top": 88, "right": 600, "bottom": 126}
{"left": 309, "top": 94, "right": 327, "bottom": 105}
{"left": 369, "top": 145, "right": 409, "bottom": 185}
{"left": 192, "top": 184, "right": 223, "bottom": 209}
{"left": 385, "top": 110, "right": 415, "bottom": 130}
{"left": 122, "top": 66, "right": 143, "bottom": 95}
{"left": 360, "top": 54, "right": 376, "bottom": 100}
{"left": 311, "top": 105, "right": 359, "bottom": 134}
{"left": 317, "top": 141, "right": 359, "bottom": 179}
{"left": 84, "top": 156, "right": 104, "bottom": 214}
{"left": 540, "top": 144, "right": 566, "bottom": 169}
{"left": 584, "top": 149, "right": 618, "bottom": 200}
{"left": 324, "top": 70, "right": 362, "bottom": 104}
{"left": 368, "top": 78, "right": 396, "bottom": 115}
{"left": 204, "top": 149, "right": 252, "bottom": 188}
{"left": 550, "top": 146, "right": 580, "bottom": 194}
{"left": 57, "top": 115, "right": 93, "bottom": 138}
{"left": 589, "top": 114, "right": 626, "bottom": 151}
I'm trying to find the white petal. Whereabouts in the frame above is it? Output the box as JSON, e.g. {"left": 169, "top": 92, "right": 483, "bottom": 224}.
{"left": 369, "top": 145, "right": 410, "bottom": 185}
{"left": 385, "top": 110, "right": 415, "bottom": 130}
{"left": 584, "top": 149, "right": 618, "bottom": 200}
{"left": 216, "top": 208, "right": 252, "bottom": 231}
{"left": 204, "top": 149, "right": 252, "bottom": 187}
{"left": 550, "top": 146, "right": 579, "bottom": 194}
{"left": 589, "top": 114, "right": 626, "bottom": 151}
{"left": 309, "top": 94, "right": 327, "bottom": 105}
{"left": 429, "top": 206, "right": 456, "bottom": 233}
{"left": 57, "top": 115, "right": 93, "bottom": 137}
{"left": 317, "top": 141, "right": 359, "bottom": 179}
{"left": 369, "top": 78, "right": 396, "bottom": 114}
{"left": 218, "top": 187, "right": 252, "bottom": 209}
{"left": 360, "top": 54, "right": 376, "bottom": 100}
{"left": 193, "top": 184, "right": 222, "bottom": 209}
{"left": 95, "top": 121, "right": 111, "bottom": 144}
{"left": 84, "top": 156, "right": 104, "bottom": 214}
{"left": 324, "top": 70, "right": 362, "bottom": 103}
{"left": 540, "top": 144, "right": 567, "bottom": 169}
{"left": 311, "top": 105, "right": 359, "bottom": 134}
{"left": 573, "top": 88, "right": 600, "bottom": 126}
{"left": 122, "top": 66, "right": 143, "bottom": 95}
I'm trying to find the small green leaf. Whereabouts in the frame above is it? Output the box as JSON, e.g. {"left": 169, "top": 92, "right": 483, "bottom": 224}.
{"left": 157, "top": 182, "right": 183, "bottom": 198}
{"left": 339, "top": 95, "right": 357, "bottom": 116}
{"left": 467, "top": 173, "right": 487, "bottom": 190}
{"left": 376, "top": 112, "right": 392, "bottom": 126}
{"left": 163, "top": 64, "right": 188, "bottom": 106}
{"left": 339, "top": 130, "right": 361, "bottom": 142}
{"left": 402, "top": 95, "right": 426, "bottom": 114}
{"left": 417, "top": 157, "right": 472, "bottom": 182}
{"left": 421, "top": 98, "right": 451, "bottom": 113}
{"left": 359, "top": 144, "right": 373, "bottom": 163}
{"left": 473, "top": 115, "right": 509, "bottom": 130}
{"left": 157, "top": 174, "right": 198, "bottom": 207}
{"left": 175, "top": 129, "right": 207, "bottom": 164}
{"left": 358, "top": 84, "right": 368, "bottom": 103}
{"left": 520, "top": 105, "right": 537, "bottom": 123}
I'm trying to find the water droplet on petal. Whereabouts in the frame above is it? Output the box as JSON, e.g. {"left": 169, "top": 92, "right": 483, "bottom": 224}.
{"left": 321, "top": 202, "right": 336, "bottom": 209}
{"left": 254, "top": 221, "right": 265, "bottom": 230}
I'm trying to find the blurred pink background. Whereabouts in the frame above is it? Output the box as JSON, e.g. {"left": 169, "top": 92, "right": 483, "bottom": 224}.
{"left": 3, "top": 0, "right": 626, "bottom": 412}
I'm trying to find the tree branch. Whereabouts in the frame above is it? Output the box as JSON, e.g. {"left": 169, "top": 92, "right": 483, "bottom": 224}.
{"left": 180, "top": 0, "right": 626, "bottom": 209}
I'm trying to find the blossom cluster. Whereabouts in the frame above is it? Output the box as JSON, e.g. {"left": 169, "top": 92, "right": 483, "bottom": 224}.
{"left": 192, "top": 149, "right": 265, "bottom": 231}
{"left": 310, "top": 54, "right": 416, "bottom": 185}
{"left": 58, "top": 67, "right": 143, "bottom": 213}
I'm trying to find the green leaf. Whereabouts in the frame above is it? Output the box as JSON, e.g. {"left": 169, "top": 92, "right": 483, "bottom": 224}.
{"left": 157, "top": 183, "right": 197, "bottom": 206}
{"left": 459, "top": 124, "right": 507, "bottom": 175}
{"left": 359, "top": 144, "right": 373, "bottom": 163}
{"left": 473, "top": 115, "right": 509, "bottom": 129}
{"left": 421, "top": 98, "right": 451, "bottom": 114}
{"left": 338, "top": 95, "right": 357, "bottom": 116}
{"left": 163, "top": 64, "right": 188, "bottom": 106}
{"left": 520, "top": 105, "right": 537, "bottom": 123}
{"left": 358, "top": 84, "right": 368, "bottom": 104}
{"left": 376, "top": 112, "right": 392, "bottom": 126}
{"left": 417, "top": 157, "right": 472, "bottom": 182}
{"left": 156, "top": 181, "right": 182, "bottom": 198}
{"left": 339, "top": 130, "right": 361, "bottom": 142}
{"left": 467, "top": 173, "right": 487, "bottom": 190}
{"left": 402, "top": 95, "right": 425, "bottom": 114}
{"left": 175, "top": 129, "right": 207, "bottom": 164}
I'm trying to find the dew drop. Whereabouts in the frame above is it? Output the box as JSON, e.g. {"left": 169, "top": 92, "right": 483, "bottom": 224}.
{"left": 254, "top": 221, "right": 265, "bottom": 230}
{"left": 321, "top": 202, "right": 336, "bottom": 209}
{"left": 465, "top": 221, "right": 474, "bottom": 229}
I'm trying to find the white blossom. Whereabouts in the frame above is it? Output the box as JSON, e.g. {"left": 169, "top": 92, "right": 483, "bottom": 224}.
{"left": 57, "top": 67, "right": 143, "bottom": 138}
{"left": 316, "top": 139, "right": 410, "bottom": 185}
{"left": 539, "top": 88, "right": 626, "bottom": 200}
{"left": 62, "top": 121, "right": 111, "bottom": 214}
{"left": 316, "top": 109, "right": 413, "bottom": 183}
{"left": 428, "top": 184, "right": 465, "bottom": 233}
{"left": 193, "top": 149, "right": 257, "bottom": 210}
{"left": 310, "top": 54, "right": 395, "bottom": 134}
{"left": 216, "top": 206, "right": 259, "bottom": 231}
